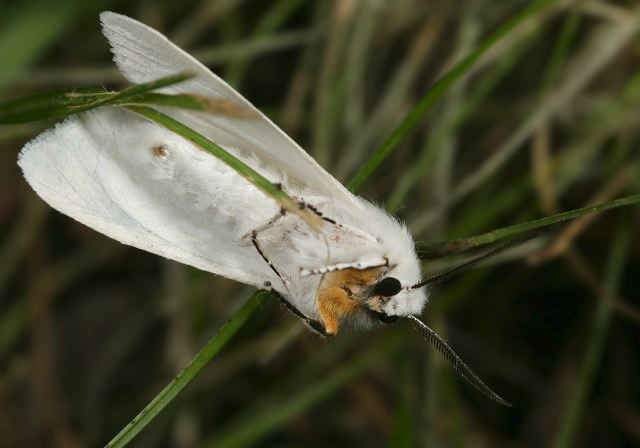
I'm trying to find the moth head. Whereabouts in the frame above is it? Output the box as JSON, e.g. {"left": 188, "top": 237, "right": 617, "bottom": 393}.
{"left": 367, "top": 272, "right": 427, "bottom": 322}
{"left": 362, "top": 244, "right": 426, "bottom": 320}
{"left": 373, "top": 276, "right": 402, "bottom": 297}
{"left": 368, "top": 276, "right": 401, "bottom": 323}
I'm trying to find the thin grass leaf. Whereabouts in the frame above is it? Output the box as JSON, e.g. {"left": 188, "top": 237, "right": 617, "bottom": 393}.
{"left": 120, "top": 92, "right": 257, "bottom": 117}
{"left": 105, "top": 291, "right": 267, "bottom": 448}
{"left": 346, "top": 0, "right": 557, "bottom": 192}
{"left": 116, "top": 93, "right": 205, "bottom": 109}
{"left": 421, "top": 193, "right": 640, "bottom": 257}
{"left": 91, "top": 72, "right": 194, "bottom": 107}
{"left": 0, "top": 73, "right": 193, "bottom": 123}
{"left": 0, "top": 88, "right": 108, "bottom": 123}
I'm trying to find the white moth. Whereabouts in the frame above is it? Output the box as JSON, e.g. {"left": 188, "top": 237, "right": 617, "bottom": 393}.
{"left": 17, "top": 12, "right": 509, "bottom": 405}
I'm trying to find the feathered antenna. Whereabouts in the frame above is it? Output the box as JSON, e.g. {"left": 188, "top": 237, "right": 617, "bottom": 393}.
{"left": 407, "top": 315, "right": 512, "bottom": 406}
{"left": 408, "top": 233, "right": 540, "bottom": 290}
{"left": 403, "top": 234, "right": 541, "bottom": 404}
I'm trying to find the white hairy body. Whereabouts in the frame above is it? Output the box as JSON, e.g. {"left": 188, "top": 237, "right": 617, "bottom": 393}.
{"left": 18, "top": 12, "right": 427, "bottom": 323}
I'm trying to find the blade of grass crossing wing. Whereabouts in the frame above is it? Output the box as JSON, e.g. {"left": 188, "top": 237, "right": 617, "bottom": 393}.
{"left": 125, "top": 105, "right": 321, "bottom": 228}
{"left": 0, "top": 88, "right": 109, "bottom": 123}
{"left": 0, "top": 73, "right": 194, "bottom": 123}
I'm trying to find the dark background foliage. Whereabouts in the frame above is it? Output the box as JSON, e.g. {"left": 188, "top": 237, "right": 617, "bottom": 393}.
{"left": 1, "top": 0, "right": 639, "bottom": 447}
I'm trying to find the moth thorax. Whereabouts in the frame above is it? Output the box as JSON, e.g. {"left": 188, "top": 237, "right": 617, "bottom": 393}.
{"left": 315, "top": 267, "right": 388, "bottom": 335}
{"left": 318, "top": 267, "right": 386, "bottom": 295}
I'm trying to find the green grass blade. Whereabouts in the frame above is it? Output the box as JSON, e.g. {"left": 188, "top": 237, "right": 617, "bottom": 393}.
{"left": 0, "top": 73, "right": 193, "bottom": 123}
{"left": 0, "top": 88, "right": 108, "bottom": 123}
{"left": 346, "top": 0, "right": 557, "bottom": 192}
{"left": 94, "top": 72, "right": 195, "bottom": 107}
{"left": 119, "top": 92, "right": 258, "bottom": 118}
{"left": 105, "top": 291, "right": 267, "bottom": 448}
{"left": 421, "top": 193, "right": 640, "bottom": 257}
{"left": 117, "top": 93, "right": 213, "bottom": 110}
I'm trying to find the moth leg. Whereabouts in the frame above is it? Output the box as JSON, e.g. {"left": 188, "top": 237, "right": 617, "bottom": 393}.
{"left": 251, "top": 230, "right": 289, "bottom": 286}
{"left": 300, "top": 202, "right": 338, "bottom": 225}
{"left": 268, "top": 288, "right": 328, "bottom": 337}
{"left": 273, "top": 184, "right": 332, "bottom": 226}
{"left": 297, "top": 200, "right": 378, "bottom": 243}
{"left": 317, "top": 286, "right": 360, "bottom": 336}
{"left": 242, "top": 207, "right": 292, "bottom": 287}
{"left": 250, "top": 207, "right": 286, "bottom": 235}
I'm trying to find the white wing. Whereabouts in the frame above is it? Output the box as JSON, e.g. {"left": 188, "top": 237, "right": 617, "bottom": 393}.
{"left": 18, "top": 108, "right": 282, "bottom": 289}
{"left": 100, "top": 11, "right": 362, "bottom": 209}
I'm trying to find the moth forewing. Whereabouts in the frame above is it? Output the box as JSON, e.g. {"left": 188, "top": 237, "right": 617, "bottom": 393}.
{"left": 100, "top": 11, "right": 362, "bottom": 212}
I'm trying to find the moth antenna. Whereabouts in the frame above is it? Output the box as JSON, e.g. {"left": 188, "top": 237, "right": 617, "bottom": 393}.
{"left": 408, "top": 233, "right": 540, "bottom": 290}
{"left": 407, "top": 315, "right": 512, "bottom": 407}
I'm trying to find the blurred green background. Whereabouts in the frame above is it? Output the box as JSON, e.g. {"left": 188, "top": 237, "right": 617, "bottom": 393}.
{"left": 1, "top": 0, "right": 640, "bottom": 447}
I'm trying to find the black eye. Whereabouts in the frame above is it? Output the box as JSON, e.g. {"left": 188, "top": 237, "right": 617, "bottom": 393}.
{"left": 373, "top": 277, "right": 402, "bottom": 297}
{"left": 377, "top": 313, "right": 399, "bottom": 324}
